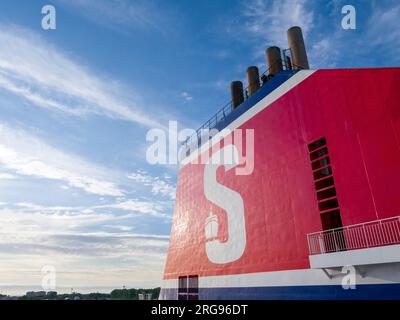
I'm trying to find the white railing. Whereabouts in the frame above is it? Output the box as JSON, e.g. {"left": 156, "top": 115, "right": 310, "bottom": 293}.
{"left": 307, "top": 216, "right": 400, "bottom": 255}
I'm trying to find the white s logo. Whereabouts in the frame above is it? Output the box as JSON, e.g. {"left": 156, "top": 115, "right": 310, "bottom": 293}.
{"left": 203, "top": 144, "right": 246, "bottom": 264}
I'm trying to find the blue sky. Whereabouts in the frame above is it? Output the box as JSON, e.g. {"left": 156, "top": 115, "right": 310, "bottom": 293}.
{"left": 0, "top": 0, "right": 399, "bottom": 294}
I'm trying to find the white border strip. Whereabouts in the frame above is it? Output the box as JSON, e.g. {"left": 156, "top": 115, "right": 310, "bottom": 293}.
{"left": 162, "top": 263, "right": 400, "bottom": 289}
{"left": 310, "top": 244, "right": 400, "bottom": 268}
{"left": 180, "top": 70, "right": 316, "bottom": 166}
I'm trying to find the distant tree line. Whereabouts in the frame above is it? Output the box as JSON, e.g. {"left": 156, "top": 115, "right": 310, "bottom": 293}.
{"left": 16, "top": 287, "right": 161, "bottom": 300}
{"left": 110, "top": 287, "right": 160, "bottom": 300}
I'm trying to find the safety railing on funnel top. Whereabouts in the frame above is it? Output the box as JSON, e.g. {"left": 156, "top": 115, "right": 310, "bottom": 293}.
{"left": 182, "top": 48, "right": 301, "bottom": 156}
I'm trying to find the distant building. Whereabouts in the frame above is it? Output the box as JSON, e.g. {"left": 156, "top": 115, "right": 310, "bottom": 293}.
{"left": 0, "top": 296, "right": 18, "bottom": 300}
{"left": 46, "top": 291, "right": 57, "bottom": 298}
{"left": 138, "top": 293, "right": 152, "bottom": 300}
{"left": 26, "top": 291, "right": 46, "bottom": 297}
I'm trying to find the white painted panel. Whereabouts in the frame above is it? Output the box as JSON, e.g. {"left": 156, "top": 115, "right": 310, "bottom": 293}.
{"left": 309, "top": 245, "right": 400, "bottom": 268}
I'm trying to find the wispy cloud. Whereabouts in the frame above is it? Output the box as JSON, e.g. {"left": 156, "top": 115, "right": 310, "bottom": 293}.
{"left": 180, "top": 91, "right": 193, "bottom": 102}
{"left": 0, "top": 172, "right": 17, "bottom": 180}
{"left": 95, "top": 199, "right": 172, "bottom": 219}
{"left": 365, "top": 2, "right": 400, "bottom": 63}
{"left": 0, "top": 123, "right": 124, "bottom": 197}
{"left": 0, "top": 202, "right": 169, "bottom": 235}
{"left": 0, "top": 25, "right": 163, "bottom": 128}
{"left": 241, "top": 0, "right": 314, "bottom": 49}
{"left": 0, "top": 204, "right": 125, "bottom": 233}
{"left": 0, "top": 204, "right": 168, "bottom": 289}
{"left": 220, "top": 0, "right": 400, "bottom": 69}
{"left": 309, "top": 37, "right": 339, "bottom": 69}
{"left": 57, "top": 0, "right": 179, "bottom": 36}
{"left": 308, "top": 1, "right": 400, "bottom": 68}
{"left": 127, "top": 170, "right": 176, "bottom": 200}
{"left": 219, "top": 0, "right": 314, "bottom": 62}
{"left": 8, "top": 196, "right": 172, "bottom": 221}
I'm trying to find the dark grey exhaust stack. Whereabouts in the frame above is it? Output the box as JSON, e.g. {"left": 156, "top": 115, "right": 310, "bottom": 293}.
{"left": 229, "top": 26, "right": 309, "bottom": 110}
{"left": 287, "top": 26, "right": 309, "bottom": 69}
{"left": 266, "top": 46, "right": 283, "bottom": 76}
{"left": 230, "top": 81, "right": 244, "bottom": 109}
{"left": 246, "top": 66, "right": 260, "bottom": 97}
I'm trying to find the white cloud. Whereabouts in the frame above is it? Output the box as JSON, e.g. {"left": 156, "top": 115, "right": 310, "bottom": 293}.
{"left": 180, "top": 91, "right": 193, "bottom": 102}
{"left": 126, "top": 170, "right": 153, "bottom": 184}
{"left": 221, "top": 1, "right": 400, "bottom": 69}
{"left": 0, "top": 205, "right": 169, "bottom": 291}
{"left": 127, "top": 170, "right": 176, "bottom": 200}
{"left": 366, "top": 3, "right": 400, "bottom": 61}
{"left": 95, "top": 199, "right": 171, "bottom": 219}
{"left": 150, "top": 179, "right": 176, "bottom": 200}
{"left": 1, "top": 200, "right": 171, "bottom": 237}
{"left": 238, "top": 0, "right": 314, "bottom": 55}
{"left": 0, "top": 25, "right": 164, "bottom": 128}
{"left": 309, "top": 2, "right": 400, "bottom": 68}
{"left": 0, "top": 205, "right": 122, "bottom": 234}
{"left": 0, "top": 123, "right": 124, "bottom": 197}
{"left": 106, "top": 200, "right": 157, "bottom": 214}
{"left": 57, "top": 0, "right": 178, "bottom": 36}
{"left": 0, "top": 172, "right": 17, "bottom": 180}
{"left": 11, "top": 196, "right": 173, "bottom": 221}
{"left": 105, "top": 225, "right": 134, "bottom": 232}
{"left": 309, "top": 38, "right": 338, "bottom": 69}
{"left": 0, "top": 203, "right": 168, "bottom": 236}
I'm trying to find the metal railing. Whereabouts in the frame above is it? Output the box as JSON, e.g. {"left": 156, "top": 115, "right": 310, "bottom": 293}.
{"left": 182, "top": 49, "right": 297, "bottom": 154}
{"left": 307, "top": 216, "right": 400, "bottom": 255}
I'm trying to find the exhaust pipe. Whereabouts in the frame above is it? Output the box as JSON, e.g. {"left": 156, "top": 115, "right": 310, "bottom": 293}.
{"left": 246, "top": 66, "right": 260, "bottom": 97}
{"left": 228, "top": 27, "right": 309, "bottom": 109}
{"left": 266, "top": 46, "right": 283, "bottom": 76}
{"left": 230, "top": 81, "right": 244, "bottom": 109}
{"left": 287, "top": 26, "right": 309, "bottom": 69}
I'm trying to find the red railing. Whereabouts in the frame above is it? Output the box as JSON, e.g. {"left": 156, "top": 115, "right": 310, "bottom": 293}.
{"left": 307, "top": 216, "right": 400, "bottom": 255}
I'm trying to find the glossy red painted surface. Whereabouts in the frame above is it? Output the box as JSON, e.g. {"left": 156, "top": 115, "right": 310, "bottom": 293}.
{"left": 163, "top": 68, "right": 400, "bottom": 279}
